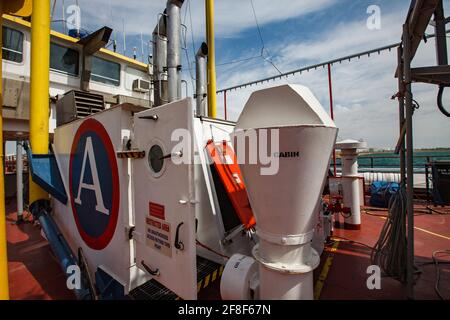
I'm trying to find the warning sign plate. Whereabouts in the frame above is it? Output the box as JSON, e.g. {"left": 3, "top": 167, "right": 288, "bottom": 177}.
{"left": 146, "top": 216, "right": 172, "bottom": 257}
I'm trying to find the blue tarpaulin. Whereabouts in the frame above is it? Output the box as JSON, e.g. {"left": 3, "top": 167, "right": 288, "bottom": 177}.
{"left": 370, "top": 181, "right": 400, "bottom": 208}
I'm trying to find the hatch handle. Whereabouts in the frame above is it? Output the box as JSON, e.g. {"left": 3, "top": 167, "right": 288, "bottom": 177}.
{"left": 141, "top": 261, "right": 160, "bottom": 276}
{"left": 139, "top": 114, "right": 159, "bottom": 121}
{"left": 174, "top": 222, "right": 184, "bottom": 251}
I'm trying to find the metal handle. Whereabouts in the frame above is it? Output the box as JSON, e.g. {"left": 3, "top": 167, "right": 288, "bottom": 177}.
{"left": 139, "top": 114, "right": 159, "bottom": 121}
{"left": 159, "top": 150, "right": 183, "bottom": 160}
{"left": 141, "top": 261, "right": 160, "bottom": 276}
{"left": 174, "top": 222, "right": 184, "bottom": 251}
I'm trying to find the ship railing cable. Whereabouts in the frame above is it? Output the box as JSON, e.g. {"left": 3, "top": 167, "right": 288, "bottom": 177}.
{"left": 249, "top": 0, "right": 283, "bottom": 76}
{"left": 182, "top": 0, "right": 195, "bottom": 93}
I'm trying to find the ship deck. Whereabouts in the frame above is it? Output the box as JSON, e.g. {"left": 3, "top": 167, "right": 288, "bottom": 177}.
{"left": 5, "top": 197, "right": 450, "bottom": 300}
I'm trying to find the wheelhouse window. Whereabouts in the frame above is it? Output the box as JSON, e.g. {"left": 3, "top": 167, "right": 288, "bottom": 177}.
{"left": 50, "top": 43, "right": 80, "bottom": 76}
{"left": 91, "top": 56, "right": 120, "bottom": 86}
{"left": 2, "top": 26, "right": 24, "bottom": 63}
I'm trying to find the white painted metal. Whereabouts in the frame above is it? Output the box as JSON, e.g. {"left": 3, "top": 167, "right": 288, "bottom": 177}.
{"left": 221, "top": 254, "right": 258, "bottom": 300}
{"left": 16, "top": 141, "right": 23, "bottom": 219}
{"left": 235, "top": 84, "right": 338, "bottom": 300}
{"left": 311, "top": 201, "right": 325, "bottom": 256}
{"left": 132, "top": 98, "right": 197, "bottom": 300}
{"left": 52, "top": 105, "right": 149, "bottom": 294}
{"left": 335, "top": 139, "right": 367, "bottom": 228}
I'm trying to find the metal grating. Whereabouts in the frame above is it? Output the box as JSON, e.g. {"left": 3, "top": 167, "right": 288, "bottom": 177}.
{"left": 128, "top": 256, "right": 222, "bottom": 300}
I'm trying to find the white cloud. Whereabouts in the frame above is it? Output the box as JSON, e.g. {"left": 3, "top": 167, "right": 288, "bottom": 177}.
{"left": 215, "top": 7, "right": 450, "bottom": 149}
{"left": 70, "top": 0, "right": 337, "bottom": 39}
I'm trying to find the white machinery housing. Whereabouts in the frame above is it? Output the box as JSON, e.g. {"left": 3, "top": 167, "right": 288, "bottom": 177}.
{"left": 49, "top": 84, "right": 337, "bottom": 300}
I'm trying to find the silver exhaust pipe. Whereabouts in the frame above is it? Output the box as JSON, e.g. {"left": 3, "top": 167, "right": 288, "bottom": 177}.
{"left": 195, "top": 42, "right": 208, "bottom": 116}
{"left": 152, "top": 12, "right": 168, "bottom": 107}
{"left": 166, "top": 0, "right": 184, "bottom": 102}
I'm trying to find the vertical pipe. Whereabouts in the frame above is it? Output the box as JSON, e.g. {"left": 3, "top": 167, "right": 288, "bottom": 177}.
{"left": 195, "top": 42, "right": 208, "bottom": 116}
{"left": 434, "top": 1, "right": 448, "bottom": 66}
{"left": 397, "top": 46, "right": 406, "bottom": 184}
{"left": 153, "top": 14, "right": 168, "bottom": 107}
{"left": 167, "top": 0, "right": 183, "bottom": 102}
{"left": 327, "top": 64, "right": 337, "bottom": 177}
{"left": 425, "top": 164, "right": 430, "bottom": 203}
{"left": 340, "top": 147, "right": 362, "bottom": 230}
{"left": 224, "top": 91, "right": 227, "bottom": 120}
{"left": 16, "top": 142, "right": 23, "bottom": 222}
{"left": 29, "top": 0, "right": 51, "bottom": 207}
{"left": 206, "top": 0, "right": 217, "bottom": 118}
{"left": 403, "top": 24, "right": 415, "bottom": 300}
{"left": 0, "top": 6, "right": 11, "bottom": 300}
{"left": 328, "top": 64, "right": 339, "bottom": 227}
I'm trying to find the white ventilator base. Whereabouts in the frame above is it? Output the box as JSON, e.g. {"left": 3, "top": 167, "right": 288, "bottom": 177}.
{"left": 259, "top": 265, "right": 315, "bottom": 300}
{"left": 220, "top": 254, "right": 258, "bottom": 300}
{"left": 336, "top": 140, "right": 367, "bottom": 229}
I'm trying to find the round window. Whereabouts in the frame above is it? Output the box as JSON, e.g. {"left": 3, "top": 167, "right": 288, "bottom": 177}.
{"left": 148, "top": 144, "right": 165, "bottom": 174}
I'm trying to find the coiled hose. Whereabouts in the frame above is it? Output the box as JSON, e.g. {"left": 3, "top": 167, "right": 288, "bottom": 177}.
{"left": 371, "top": 184, "right": 411, "bottom": 283}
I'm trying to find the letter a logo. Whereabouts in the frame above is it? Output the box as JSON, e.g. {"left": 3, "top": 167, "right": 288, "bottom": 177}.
{"left": 74, "top": 137, "right": 110, "bottom": 215}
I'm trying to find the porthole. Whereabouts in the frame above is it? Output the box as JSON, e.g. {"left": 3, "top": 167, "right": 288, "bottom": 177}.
{"left": 148, "top": 143, "right": 165, "bottom": 177}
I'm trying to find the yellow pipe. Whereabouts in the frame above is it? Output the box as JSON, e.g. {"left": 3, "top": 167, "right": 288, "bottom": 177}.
{"left": 29, "top": 0, "right": 50, "bottom": 205}
{"left": 206, "top": 0, "right": 217, "bottom": 118}
{"left": 0, "top": 0, "right": 33, "bottom": 301}
{"left": 0, "top": 3, "right": 10, "bottom": 301}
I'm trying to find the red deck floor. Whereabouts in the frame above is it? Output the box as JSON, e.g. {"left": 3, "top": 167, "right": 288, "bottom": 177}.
{"left": 5, "top": 199, "right": 74, "bottom": 300}
{"left": 316, "top": 205, "right": 450, "bottom": 300}
{"left": 4, "top": 197, "right": 450, "bottom": 300}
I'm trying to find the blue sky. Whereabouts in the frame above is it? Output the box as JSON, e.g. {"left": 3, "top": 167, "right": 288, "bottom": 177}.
{"left": 6, "top": 0, "right": 450, "bottom": 154}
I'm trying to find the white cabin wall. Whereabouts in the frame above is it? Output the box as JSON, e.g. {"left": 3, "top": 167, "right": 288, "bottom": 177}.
{"left": 2, "top": 18, "right": 153, "bottom": 138}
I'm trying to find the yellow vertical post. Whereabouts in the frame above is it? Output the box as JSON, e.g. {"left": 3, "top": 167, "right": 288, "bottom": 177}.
{"left": 205, "top": 0, "right": 217, "bottom": 118}
{"left": 0, "top": 1, "right": 10, "bottom": 301}
{"left": 0, "top": 0, "right": 32, "bottom": 300}
{"left": 29, "top": 0, "right": 50, "bottom": 205}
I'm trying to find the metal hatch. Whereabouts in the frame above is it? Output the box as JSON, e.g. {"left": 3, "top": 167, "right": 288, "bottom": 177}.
{"left": 132, "top": 98, "right": 197, "bottom": 300}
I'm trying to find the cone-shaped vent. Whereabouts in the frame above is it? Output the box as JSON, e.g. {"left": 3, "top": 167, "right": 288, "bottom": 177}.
{"left": 234, "top": 84, "right": 338, "bottom": 239}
